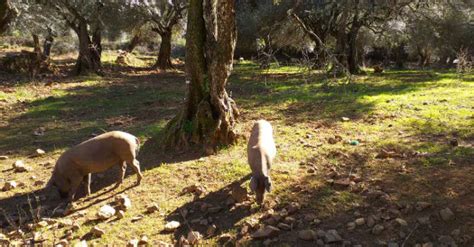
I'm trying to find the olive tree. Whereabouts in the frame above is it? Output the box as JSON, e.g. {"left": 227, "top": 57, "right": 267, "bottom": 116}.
{"left": 163, "top": 0, "right": 239, "bottom": 150}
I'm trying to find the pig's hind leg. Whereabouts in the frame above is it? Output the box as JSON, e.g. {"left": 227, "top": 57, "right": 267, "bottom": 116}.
{"left": 126, "top": 159, "right": 143, "bottom": 185}
{"left": 83, "top": 173, "right": 91, "bottom": 196}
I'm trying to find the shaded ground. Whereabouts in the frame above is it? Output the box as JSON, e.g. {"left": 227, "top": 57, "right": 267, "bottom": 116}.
{"left": 0, "top": 50, "right": 473, "bottom": 246}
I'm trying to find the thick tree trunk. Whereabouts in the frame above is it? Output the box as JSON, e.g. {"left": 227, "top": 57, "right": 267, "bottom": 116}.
{"left": 163, "top": 0, "right": 239, "bottom": 150}
{"left": 347, "top": 25, "right": 361, "bottom": 74}
{"left": 0, "top": 0, "right": 15, "bottom": 34}
{"left": 155, "top": 30, "right": 174, "bottom": 70}
{"left": 74, "top": 21, "right": 101, "bottom": 75}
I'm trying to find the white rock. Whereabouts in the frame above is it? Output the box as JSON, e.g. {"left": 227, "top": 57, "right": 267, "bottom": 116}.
{"left": 2, "top": 181, "right": 17, "bottom": 191}
{"left": 127, "top": 239, "right": 139, "bottom": 247}
{"left": 164, "top": 221, "right": 180, "bottom": 231}
{"left": 13, "top": 160, "right": 30, "bottom": 172}
{"left": 347, "top": 222, "right": 356, "bottom": 231}
{"left": 72, "top": 240, "right": 87, "bottom": 247}
{"left": 36, "top": 149, "right": 46, "bottom": 156}
{"left": 97, "top": 205, "right": 116, "bottom": 220}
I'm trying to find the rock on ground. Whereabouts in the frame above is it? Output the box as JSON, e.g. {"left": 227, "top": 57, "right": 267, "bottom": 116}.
{"left": 439, "top": 208, "right": 454, "bottom": 221}
{"left": 298, "top": 229, "right": 315, "bottom": 241}
{"left": 97, "top": 205, "right": 116, "bottom": 220}
{"left": 90, "top": 226, "right": 105, "bottom": 237}
{"left": 164, "top": 221, "right": 180, "bottom": 231}
{"left": 324, "top": 229, "right": 342, "bottom": 243}
{"left": 251, "top": 225, "right": 280, "bottom": 239}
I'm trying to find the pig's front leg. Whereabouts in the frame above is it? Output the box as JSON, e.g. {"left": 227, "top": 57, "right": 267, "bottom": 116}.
{"left": 68, "top": 176, "right": 83, "bottom": 202}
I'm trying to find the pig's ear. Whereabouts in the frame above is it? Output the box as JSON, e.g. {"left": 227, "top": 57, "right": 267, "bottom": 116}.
{"left": 249, "top": 177, "right": 257, "bottom": 192}
{"left": 264, "top": 177, "right": 272, "bottom": 192}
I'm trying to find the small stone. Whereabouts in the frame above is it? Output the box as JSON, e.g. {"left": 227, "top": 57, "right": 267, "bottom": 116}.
{"left": 417, "top": 216, "right": 430, "bottom": 225}
{"left": 263, "top": 239, "right": 273, "bottom": 246}
{"left": 341, "top": 117, "right": 350, "bottom": 121}
{"left": 439, "top": 207, "right": 454, "bottom": 221}
{"left": 231, "top": 185, "right": 248, "bottom": 203}
{"left": 116, "top": 210, "right": 125, "bottom": 219}
{"left": 395, "top": 218, "right": 408, "bottom": 227}
{"left": 286, "top": 202, "right": 301, "bottom": 214}
{"left": 36, "top": 149, "right": 46, "bottom": 156}
{"left": 438, "top": 235, "right": 456, "bottom": 246}
{"left": 138, "top": 235, "right": 149, "bottom": 245}
{"left": 97, "top": 205, "right": 116, "bottom": 219}
{"left": 127, "top": 239, "right": 139, "bottom": 247}
{"left": 251, "top": 225, "right": 280, "bottom": 239}
{"left": 72, "top": 223, "right": 80, "bottom": 231}
{"left": 56, "top": 239, "right": 69, "bottom": 246}
{"left": 283, "top": 216, "right": 295, "bottom": 225}
{"left": 298, "top": 229, "right": 315, "bottom": 241}
{"left": 315, "top": 229, "right": 326, "bottom": 238}
{"left": 347, "top": 222, "right": 356, "bottom": 231}
{"left": 36, "top": 220, "right": 49, "bottom": 228}
{"left": 146, "top": 203, "right": 159, "bottom": 213}
{"left": 277, "top": 223, "right": 291, "bottom": 231}
{"left": 187, "top": 231, "right": 202, "bottom": 245}
{"left": 421, "top": 242, "right": 433, "bottom": 247}
{"left": 13, "top": 160, "right": 30, "bottom": 172}
{"left": 372, "top": 224, "right": 384, "bottom": 235}
{"left": 90, "top": 226, "right": 105, "bottom": 237}
{"left": 387, "top": 242, "right": 399, "bottom": 247}
{"left": 415, "top": 202, "right": 432, "bottom": 211}
{"left": 72, "top": 240, "right": 87, "bottom": 247}
{"left": 355, "top": 218, "right": 365, "bottom": 225}
{"left": 164, "top": 221, "right": 180, "bottom": 231}
{"left": 451, "top": 229, "right": 461, "bottom": 237}
{"left": 34, "top": 180, "right": 45, "bottom": 186}
{"left": 207, "top": 224, "right": 217, "bottom": 236}
{"left": 217, "top": 233, "right": 233, "bottom": 243}
{"left": 131, "top": 215, "right": 144, "bottom": 222}
{"left": 116, "top": 194, "right": 132, "bottom": 211}
{"left": 316, "top": 239, "right": 324, "bottom": 246}
{"left": 324, "top": 229, "right": 342, "bottom": 243}
{"left": 2, "top": 181, "right": 17, "bottom": 191}
{"left": 0, "top": 155, "right": 8, "bottom": 160}
{"left": 307, "top": 168, "right": 316, "bottom": 174}
{"left": 366, "top": 215, "right": 376, "bottom": 227}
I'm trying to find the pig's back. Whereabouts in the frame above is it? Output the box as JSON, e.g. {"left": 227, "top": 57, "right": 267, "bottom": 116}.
{"left": 247, "top": 120, "right": 276, "bottom": 174}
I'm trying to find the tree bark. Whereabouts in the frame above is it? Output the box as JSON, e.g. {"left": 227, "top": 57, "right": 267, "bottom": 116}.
{"left": 347, "top": 25, "right": 361, "bottom": 74}
{"left": 43, "top": 30, "right": 54, "bottom": 57}
{"left": 74, "top": 20, "right": 101, "bottom": 75}
{"left": 162, "top": 0, "right": 239, "bottom": 150}
{"left": 155, "top": 30, "right": 174, "bottom": 70}
{"left": 126, "top": 33, "right": 141, "bottom": 53}
{"left": 0, "top": 0, "right": 15, "bottom": 34}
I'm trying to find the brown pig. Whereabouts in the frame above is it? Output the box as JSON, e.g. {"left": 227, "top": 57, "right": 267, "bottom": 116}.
{"left": 48, "top": 131, "right": 143, "bottom": 201}
{"left": 247, "top": 120, "right": 276, "bottom": 205}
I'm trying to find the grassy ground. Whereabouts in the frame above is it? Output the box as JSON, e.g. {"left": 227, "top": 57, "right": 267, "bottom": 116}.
{"left": 0, "top": 50, "right": 473, "bottom": 246}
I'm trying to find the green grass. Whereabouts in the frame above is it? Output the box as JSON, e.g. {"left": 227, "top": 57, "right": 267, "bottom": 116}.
{"left": 0, "top": 60, "right": 473, "bottom": 246}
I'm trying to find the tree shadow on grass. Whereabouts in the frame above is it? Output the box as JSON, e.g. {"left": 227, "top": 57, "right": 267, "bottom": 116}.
{"left": 163, "top": 174, "right": 253, "bottom": 244}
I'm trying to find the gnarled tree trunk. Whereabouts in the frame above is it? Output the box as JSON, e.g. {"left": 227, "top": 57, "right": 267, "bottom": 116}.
{"left": 0, "top": 0, "right": 15, "bottom": 34}
{"left": 74, "top": 21, "right": 101, "bottom": 75}
{"left": 126, "top": 33, "right": 141, "bottom": 53}
{"left": 155, "top": 30, "right": 174, "bottom": 70}
{"left": 163, "top": 0, "right": 239, "bottom": 151}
